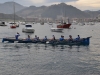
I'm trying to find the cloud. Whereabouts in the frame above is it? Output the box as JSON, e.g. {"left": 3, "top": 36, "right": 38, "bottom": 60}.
{"left": 0, "top": 0, "right": 100, "bottom": 10}
{"left": 46, "top": 0, "right": 77, "bottom": 3}
{"left": 67, "top": 0, "right": 100, "bottom": 10}
{"left": 25, "top": 0, "right": 77, "bottom": 6}
{"left": 29, "top": 0, "right": 46, "bottom": 4}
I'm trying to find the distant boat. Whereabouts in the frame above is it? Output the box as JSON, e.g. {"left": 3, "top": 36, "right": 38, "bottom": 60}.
{"left": 57, "top": 22, "right": 71, "bottom": 28}
{"left": 51, "top": 28, "right": 63, "bottom": 32}
{"left": 40, "top": 22, "right": 44, "bottom": 25}
{"left": 10, "top": 1, "right": 19, "bottom": 28}
{"left": 9, "top": 22, "right": 16, "bottom": 24}
{"left": 22, "top": 24, "right": 35, "bottom": 33}
{"left": 10, "top": 25, "right": 16, "bottom": 28}
{"left": 0, "top": 21, "right": 7, "bottom": 26}
{"left": 57, "top": 3, "right": 71, "bottom": 28}
{"left": 89, "top": 22, "right": 95, "bottom": 25}
{"left": 78, "top": 22, "right": 85, "bottom": 26}
{"left": 48, "top": 22, "right": 53, "bottom": 25}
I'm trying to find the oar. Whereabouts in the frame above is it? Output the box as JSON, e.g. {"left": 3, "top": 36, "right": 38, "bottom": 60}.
{"left": 46, "top": 41, "right": 49, "bottom": 44}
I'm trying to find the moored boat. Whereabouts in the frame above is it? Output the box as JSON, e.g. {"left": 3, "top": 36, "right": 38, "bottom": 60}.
{"left": 10, "top": 25, "right": 16, "bottom": 28}
{"left": 51, "top": 28, "right": 63, "bottom": 32}
{"left": 40, "top": 22, "right": 44, "bottom": 25}
{"left": 0, "top": 21, "right": 7, "bottom": 26}
{"left": 22, "top": 24, "right": 35, "bottom": 33}
{"left": 57, "top": 23, "right": 71, "bottom": 28}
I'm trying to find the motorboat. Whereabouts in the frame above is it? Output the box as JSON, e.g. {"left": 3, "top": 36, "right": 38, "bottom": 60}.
{"left": 10, "top": 25, "right": 16, "bottom": 28}
{"left": 51, "top": 28, "right": 63, "bottom": 32}
{"left": 0, "top": 21, "right": 7, "bottom": 26}
{"left": 22, "top": 24, "right": 35, "bottom": 33}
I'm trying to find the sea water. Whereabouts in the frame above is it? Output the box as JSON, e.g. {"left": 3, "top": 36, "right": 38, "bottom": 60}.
{"left": 0, "top": 22, "right": 100, "bottom": 75}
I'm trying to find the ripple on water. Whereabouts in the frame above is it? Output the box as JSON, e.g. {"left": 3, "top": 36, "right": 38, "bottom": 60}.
{"left": 0, "top": 24, "right": 100, "bottom": 75}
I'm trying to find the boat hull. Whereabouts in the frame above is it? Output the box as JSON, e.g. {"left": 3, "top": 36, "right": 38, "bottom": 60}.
{"left": 57, "top": 23, "right": 71, "bottom": 28}
{"left": 0, "top": 24, "right": 7, "bottom": 26}
{"left": 2, "top": 37, "right": 90, "bottom": 46}
{"left": 22, "top": 28, "right": 35, "bottom": 33}
{"left": 51, "top": 28, "right": 63, "bottom": 32}
{"left": 10, "top": 25, "right": 16, "bottom": 28}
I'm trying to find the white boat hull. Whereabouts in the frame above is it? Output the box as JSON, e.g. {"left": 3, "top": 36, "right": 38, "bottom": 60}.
{"left": 22, "top": 28, "right": 35, "bottom": 33}
{"left": 0, "top": 24, "right": 7, "bottom": 26}
{"left": 51, "top": 28, "right": 63, "bottom": 32}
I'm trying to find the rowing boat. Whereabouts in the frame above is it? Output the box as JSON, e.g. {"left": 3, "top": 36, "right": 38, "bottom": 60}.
{"left": 2, "top": 37, "right": 91, "bottom": 46}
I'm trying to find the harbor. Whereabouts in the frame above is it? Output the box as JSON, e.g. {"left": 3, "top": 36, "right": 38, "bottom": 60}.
{"left": 0, "top": 1, "right": 100, "bottom": 75}
{"left": 0, "top": 22, "right": 100, "bottom": 75}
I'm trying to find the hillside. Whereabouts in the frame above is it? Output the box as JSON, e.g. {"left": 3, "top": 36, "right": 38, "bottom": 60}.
{"left": 84, "top": 10, "right": 100, "bottom": 18}
{"left": 0, "top": 13, "right": 23, "bottom": 20}
{"left": 0, "top": 2, "right": 100, "bottom": 19}
{"left": 16, "top": 3, "right": 91, "bottom": 19}
{"left": 0, "top": 2, "right": 26, "bottom": 14}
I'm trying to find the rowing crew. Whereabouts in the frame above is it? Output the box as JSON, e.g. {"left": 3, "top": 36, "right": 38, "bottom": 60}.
{"left": 15, "top": 32, "right": 81, "bottom": 42}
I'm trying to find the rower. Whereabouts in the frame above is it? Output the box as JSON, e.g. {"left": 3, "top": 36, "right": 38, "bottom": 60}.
{"left": 43, "top": 36, "right": 48, "bottom": 41}
{"left": 69, "top": 35, "right": 73, "bottom": 41}
{"left": 52, "top": 35, "right": 56, "bottom": 40}
{"left": 76, "top": 35, "right": 80, "bottom": 41}
{"left": 59, "top": 35, "right": 64, "bottom": 41}
{"left": 37, "top": 37, "right": 40, "bottom": 41}
{"left": 33, "top": 35, "right": 38, "bottom": 41}
{"left": 26, "top": 35, "right": 31, "bottom": 41}
{"left": 15, "top": 32, "right": 20, "bottom": 40}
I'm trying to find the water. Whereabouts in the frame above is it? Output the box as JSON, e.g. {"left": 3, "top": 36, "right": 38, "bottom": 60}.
{"left": 0, "top": 23, "right": 100, "bottom": 75}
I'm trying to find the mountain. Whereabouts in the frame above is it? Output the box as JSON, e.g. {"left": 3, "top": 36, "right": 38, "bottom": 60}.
{"left": 1, "top": 2, "right": 99, "bottom": 19}
{"left": 84, "top": 10, "right": 100, "bottom": 18}
{"left": 0, "top": 13, "right": 23, "bottom": 20}
{"left": 16, "top": 5, "right": 46, "bottom": 18}
{"left": 0, "top": 2, "right": 26, "bottom": 14}
{"left": 16, "top": 3, "right": 91, "bottom": 19}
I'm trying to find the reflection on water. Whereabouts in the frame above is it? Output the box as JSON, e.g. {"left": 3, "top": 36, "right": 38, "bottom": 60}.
{"left": 0, "top": 43, "right": 100, "bottom": 75}
{"left": 2, "top": 43, "right": 90, "bottom": 52}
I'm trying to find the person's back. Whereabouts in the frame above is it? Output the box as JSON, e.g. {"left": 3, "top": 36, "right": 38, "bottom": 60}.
{"left": 37, "top": 37, "right": 40, "bottom": 41}
{"left": 76, "top": 35, "right": 80, "bottom": 41}
{"left": 26, "top": 35, "right": 31, "bottom": 41}
{"left": 15, "top": 32, "right": 20, "bottom": 40}
{"left": 52, "top": 35, "right": 56, "bottom": 40}
{"left": 59, "top": 35, "right": 64, "bottom": 41}
{"left": 33, "top": 35, "right": 38, "bottom": 41}
{"left": 69, "top": 35, "right": 73, "bottom": 41}
{"left": 43, "top": 36, "right": 47, "bottom": 41}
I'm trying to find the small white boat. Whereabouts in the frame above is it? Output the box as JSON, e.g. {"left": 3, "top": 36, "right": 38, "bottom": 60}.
{"left": 48, "top": 22, "right": 53, "bottom": 25}
{"left": 51, "top": 28, "right": 63, "bottom": 32}
{"left": 22, "top": 24, "right": 35, "bottom": 33}
{"left": 0, "top": 21, "right": 7, "bottom": 26}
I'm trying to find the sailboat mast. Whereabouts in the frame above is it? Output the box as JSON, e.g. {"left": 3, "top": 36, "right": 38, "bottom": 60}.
{"left": 61, "top": 0, "right": 65, "bottom": 23}
{"left": 13, "top": 0, "right": 15, "bottom": 24}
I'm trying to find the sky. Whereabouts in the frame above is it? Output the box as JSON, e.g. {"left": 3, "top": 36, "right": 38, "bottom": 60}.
{"left": 0, "top": 0, "right": 100, "bottom": 11}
